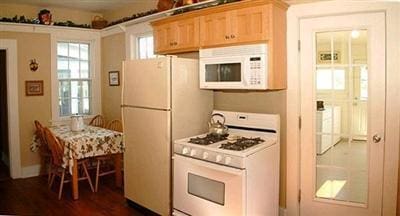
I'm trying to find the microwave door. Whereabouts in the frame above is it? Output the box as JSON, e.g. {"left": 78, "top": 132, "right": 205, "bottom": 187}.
{"left": 200, "top": 58, "right": 246, "bottom": 89}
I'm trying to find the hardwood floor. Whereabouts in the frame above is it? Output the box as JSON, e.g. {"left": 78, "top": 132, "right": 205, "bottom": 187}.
{"left": 0, "top": 174, "right": 145, "bottom": 216}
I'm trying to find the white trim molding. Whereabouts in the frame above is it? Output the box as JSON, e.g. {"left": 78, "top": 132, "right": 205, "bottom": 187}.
{"left": 0, "top": 39, "right": 21, "bottom": 179}
{"left": 286, "top": 2, "right": 400, "bottom": 216}
{"left": 21, "top": 164, "right": 41, "bottom": 178}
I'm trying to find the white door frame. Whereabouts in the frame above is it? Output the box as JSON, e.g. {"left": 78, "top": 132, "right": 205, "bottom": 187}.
{"left": 0, "top": 39, "right": 21, "bottom": 179}
{"left": 286, "top": 2, "right": 400, "bottom": 216}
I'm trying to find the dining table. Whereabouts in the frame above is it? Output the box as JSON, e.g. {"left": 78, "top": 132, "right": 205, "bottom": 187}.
{"left": 48, "top": 124, "right": 124, "bottom": 200}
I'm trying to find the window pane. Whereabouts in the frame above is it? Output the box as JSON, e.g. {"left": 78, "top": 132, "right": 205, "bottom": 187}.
{"left": 57, "top": 43, "right": 68, "bottom": 56}
{"left": 80, "top": 61, "right": 89, "bottom": 78}
{"left": 71, "top": 81, "right": 80, "bottom": 98}
{"left": 59, "top": 98, "right": 70, "bottom": 116}
{"left": 71, "top": 98, "right": 79, "bottom": 115}
{"left": 69, "top": 43, "right": 80, "bottom": 59}
{"left": 80, "top": 44, "right": 89, "bottom": 60}
{"left": 82, "top": 98, "right": 90, "bottom": 114}
{"left": 138, "top": 35, "right": 155, "bottom": 59}
{"left": 69, "top": 60, "right": 80, "bottom": 78}
{"left": 82, "top": 81, "right": 90, "bottom": 97}
{"left": 59, "top": 81, "right": 70, "bottom": 98}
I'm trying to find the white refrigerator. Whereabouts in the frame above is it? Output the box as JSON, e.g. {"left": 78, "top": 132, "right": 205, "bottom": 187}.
{"left": 122, "top": 56, "right": 213, "bottom": 215}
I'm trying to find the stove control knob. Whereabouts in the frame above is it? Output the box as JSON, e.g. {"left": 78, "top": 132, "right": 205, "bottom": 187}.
{"left": 202, "top": 152, "right": 209, "bottom": 159}
{"left": 190, "top": 149, "right": 197, "bottom": 156}
{"left": 225, "top": 157, "right": 232, "bottom": 165}
{"left": 216, "top": 155, "right": 223, "bottom": 163}
{"left": 182, "top": 147, "right": 189, "bottom": 155}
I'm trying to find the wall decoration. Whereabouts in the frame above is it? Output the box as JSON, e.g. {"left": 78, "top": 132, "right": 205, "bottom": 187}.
{"left": 29, "top": 59, "right": 39, "bottom": 72}
{"left": 38, "top": 9, "right": 52, "bottom": 25}
{"left": 25, "top": 80, "right": 44, "bottom": 96}
{"left": 318, "top": 51, "right": 340, "bottom": 64}
{"left": 109, "top": 71, "right": 120, "bottom": 86}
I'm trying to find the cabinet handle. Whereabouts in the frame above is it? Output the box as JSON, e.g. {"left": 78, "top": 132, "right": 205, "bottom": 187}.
{"left": 170, "top": 42, "right": 173, "bottom": 46}
{"left": 174, "top": 42, "right": 178, "bottom": 46}
{"left": 231, "top": 34, "right": 235, "bottom": 39}
{"left": 225, "top": 35, "right": 229, "bottom": 39}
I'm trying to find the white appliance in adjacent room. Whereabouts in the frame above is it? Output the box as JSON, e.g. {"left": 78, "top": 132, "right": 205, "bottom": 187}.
{"left": 122, "top": 56, "right": 213, "bottom": 215}
{"left": 173, "top": 110, "right": 280, "bottom": 216}
{"left": 199, "top": 43, "right": 268, "bottom": 90}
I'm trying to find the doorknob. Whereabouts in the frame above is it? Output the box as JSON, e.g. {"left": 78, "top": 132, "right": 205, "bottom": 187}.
{"left": 373, "top": 134, "right": 382, "bottom": 143}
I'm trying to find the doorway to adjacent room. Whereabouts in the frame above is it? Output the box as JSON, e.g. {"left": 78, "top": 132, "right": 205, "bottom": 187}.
{"left": 0, "top": 49, "right": 10, "bottom": 181}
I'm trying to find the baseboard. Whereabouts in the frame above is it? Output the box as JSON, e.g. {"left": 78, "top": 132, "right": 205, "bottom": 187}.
{"left": 21, "top": 164, "right": 41, "bottom": 178}
{"left": 1, "top": 152, "right": 9, "bottom": 167}
{"left": 279, "top": 206, "right": 287, "bottom": 216}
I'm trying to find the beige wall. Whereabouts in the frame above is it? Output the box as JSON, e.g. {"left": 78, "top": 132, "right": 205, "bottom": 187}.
{"left": 0, "top": 31, "right": 52, "bottom": 168}
{"left": 101, "top": 33, "right": 125, "bottom": 121}
{"left": 102, "top": 1, "right": 157, "bottom": 23}
{"left": 214, "top": 90, "right": 287, "bottom": 207}
{"left": 0, "top": 3, "right": 101, "bottom": 25}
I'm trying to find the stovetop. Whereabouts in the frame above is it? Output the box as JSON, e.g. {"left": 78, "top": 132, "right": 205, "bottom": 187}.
{"left": 188, "top": 133, "right": 229, "bottom": 145}
{"left": 219, "top": 137, "right": 265, "bottom": 151}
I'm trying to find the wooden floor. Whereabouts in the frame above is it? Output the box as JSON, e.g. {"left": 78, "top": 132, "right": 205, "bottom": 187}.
{"left": 0, "top": 173, "right": 145, "bottom": 216}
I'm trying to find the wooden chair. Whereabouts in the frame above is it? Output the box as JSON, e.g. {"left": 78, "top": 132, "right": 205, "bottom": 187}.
{"left": 43, "top": 127, "right": 94, "bottom": 199}
{"left": 34, "top": 120, "right": 52, "bottom": 185}
{"left": 94, "top": 119, "right": 123, "bottom": 192}
{"left": 89, "top": 115, "right": 106, "bottom": 128}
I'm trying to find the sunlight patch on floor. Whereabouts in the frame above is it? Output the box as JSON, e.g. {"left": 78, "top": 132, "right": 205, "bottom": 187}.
{"left": 316, "top": 180, "right": 347, "bottom": 199}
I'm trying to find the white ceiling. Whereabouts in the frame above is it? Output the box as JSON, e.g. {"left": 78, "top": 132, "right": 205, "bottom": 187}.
{"left": 0, "top": 0, "right": 318, "bottom": 13}
{"left": 0, "top": 0, "right": 157, "bottom": 13}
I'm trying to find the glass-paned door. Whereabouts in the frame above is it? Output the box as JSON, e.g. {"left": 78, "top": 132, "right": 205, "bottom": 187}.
{"left": 300, "top": 12, "right": 385, "bottom": 216}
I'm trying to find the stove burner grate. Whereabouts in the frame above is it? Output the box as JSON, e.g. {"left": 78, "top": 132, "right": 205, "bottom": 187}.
{"left": 220, "top": 137, "right": 264, "bottom": 151}
{"left": 188, "top": 133, "right": 229, "bottom": 145}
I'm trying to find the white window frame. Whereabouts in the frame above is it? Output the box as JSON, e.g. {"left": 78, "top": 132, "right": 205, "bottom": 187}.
{"left": 125, "top": 22, "right": 154, "bottom": 60}
{"left": 51, "top": 32, "right": 101, "bottom": 123}
{"left": 136, "top": 33, "right": 156, "bottom": 59}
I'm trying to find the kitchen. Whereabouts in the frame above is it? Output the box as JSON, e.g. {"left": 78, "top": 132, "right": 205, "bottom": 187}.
{"left": 0, "top": 0, "right": 399, "bottom": 216}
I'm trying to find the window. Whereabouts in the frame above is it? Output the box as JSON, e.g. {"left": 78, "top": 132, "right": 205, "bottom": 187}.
{"left": 137, "top": 35, "right": 155, "bottom": 59}
{"left": 57, "top": 42, "right": 91, "bottom": 116}
{"left": 316, "top": 69, "right": 345, "bottom": 90}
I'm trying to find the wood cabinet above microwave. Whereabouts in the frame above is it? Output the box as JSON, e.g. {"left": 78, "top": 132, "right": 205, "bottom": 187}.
{"left": 200, "top": 5, "right": 271, "bottom": 47}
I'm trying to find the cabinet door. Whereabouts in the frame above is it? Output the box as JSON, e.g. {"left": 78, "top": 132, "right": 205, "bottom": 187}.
{"left": 175, "top": 17, "right": 200, "bottom": 51}
{"left": 199, "top": 11, "right": 233, "bottom": 47}
{"left": 153, "top": 23, "right": 177, "bottom": 53}
{"left": 233, "top": 5, "right": 270, "bottom": 43}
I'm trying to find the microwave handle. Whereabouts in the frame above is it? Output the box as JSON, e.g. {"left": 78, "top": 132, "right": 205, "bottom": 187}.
{"left": 173, "top": 154, "right": 245, "bottom": 176}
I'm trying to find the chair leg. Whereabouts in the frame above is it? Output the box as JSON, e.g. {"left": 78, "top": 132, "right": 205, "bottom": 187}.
{"left": 58, "top": 169, "right": 65, "bottom": 200}
{"left": 95, "top": 159, "right": 100, "bottom": 192}
{"left": 49, "top": 166, "right": 55, "bottom": 189}
{"left": 82, "top": 161, "right": 95, "bottom": 192}
{"left": 47, "top": 158, "right": 52, "bottom": 185}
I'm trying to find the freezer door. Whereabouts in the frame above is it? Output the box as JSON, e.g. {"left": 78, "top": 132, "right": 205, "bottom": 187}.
{"left": 122, "top": 57, "right": 171, "bottom": 109}
{"left": 123, "top": 107, "right": 171, "bottom": 215}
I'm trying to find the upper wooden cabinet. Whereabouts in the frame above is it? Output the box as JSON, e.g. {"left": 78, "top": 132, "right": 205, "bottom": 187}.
{"left": 153, "top": 17, "right": 199, "bottom": 54}
{"left": 200, "top": 5, "right": 270, "bottom": 47}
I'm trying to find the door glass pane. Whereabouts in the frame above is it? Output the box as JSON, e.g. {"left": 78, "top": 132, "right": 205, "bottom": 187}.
{"left": 188, "top": 173, "right": 225, "bottom": 205}
{"left": 315, "top": 30, "right": 368, "bottom": 204}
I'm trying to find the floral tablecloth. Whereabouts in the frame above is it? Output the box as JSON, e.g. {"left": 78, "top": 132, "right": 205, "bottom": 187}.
{"left": 34, "top": 125, "right": 124, "bottom": 174}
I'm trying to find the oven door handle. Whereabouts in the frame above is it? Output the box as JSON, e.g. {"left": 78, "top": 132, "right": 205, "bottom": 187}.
{"left": 173, "top": 154, "right": 245, "bottom": 176}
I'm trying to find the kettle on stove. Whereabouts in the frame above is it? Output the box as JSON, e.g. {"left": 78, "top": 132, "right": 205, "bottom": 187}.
{"left": 208, "top": 113, "right": 229, "bottom": 136}
{"left": 71, "top": 114, "right": 85, "bottom": 132}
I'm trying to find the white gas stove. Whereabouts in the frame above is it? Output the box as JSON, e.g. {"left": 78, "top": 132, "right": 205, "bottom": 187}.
{"left": 173, "top": 110, "right": 280, "bottom": 216}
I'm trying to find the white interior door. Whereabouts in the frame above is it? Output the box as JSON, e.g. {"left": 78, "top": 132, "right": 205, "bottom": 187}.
{"left": 300, "top": 12, "right": 385, "bottom": 216}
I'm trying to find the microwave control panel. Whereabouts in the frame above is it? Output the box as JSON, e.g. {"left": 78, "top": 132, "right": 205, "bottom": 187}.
{"left": 247, "top": 56, "right": 265, "bottom": 86}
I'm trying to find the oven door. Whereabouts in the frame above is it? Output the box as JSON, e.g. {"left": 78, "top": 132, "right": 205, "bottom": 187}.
{"left": 199, "top": 56, "right": 246, "bottom": 89}
{"left": 173, "top": 154, "right": 246, "bottom": 216}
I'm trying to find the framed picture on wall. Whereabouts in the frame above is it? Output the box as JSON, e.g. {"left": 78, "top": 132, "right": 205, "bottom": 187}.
{"left": 25, "top": 80, "right": 44, "bottom": 96}
{"left": 109, "top": 71, "right": 120, "bottom": 86}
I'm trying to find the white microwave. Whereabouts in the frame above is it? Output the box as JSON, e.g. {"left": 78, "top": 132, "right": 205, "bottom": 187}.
{"left": 199, "top": 43, "right": 268, "bottom": 90}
